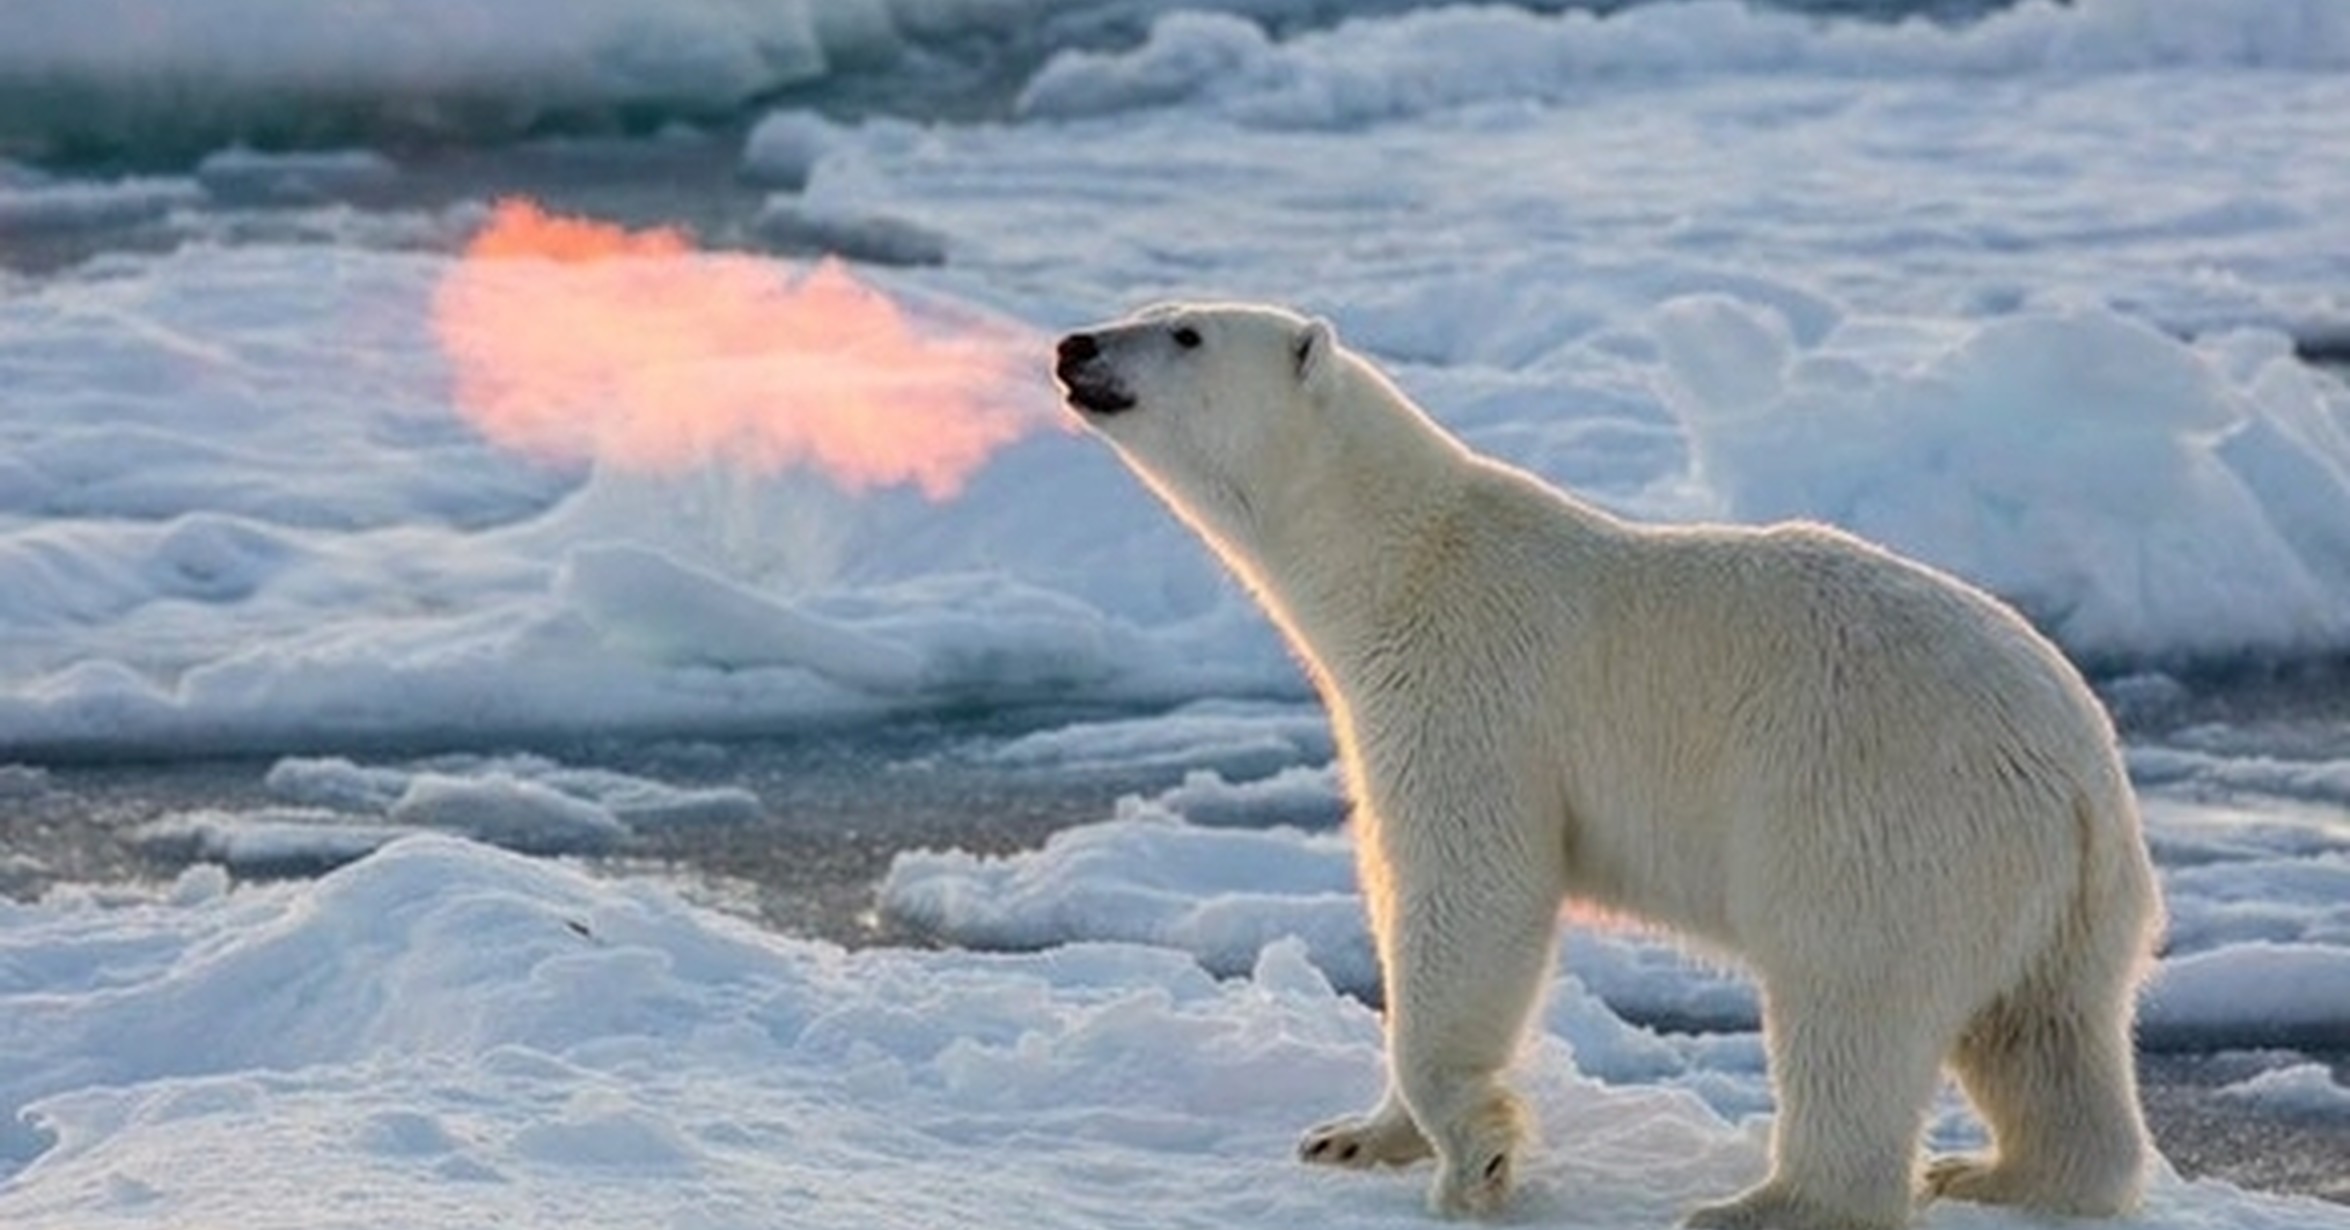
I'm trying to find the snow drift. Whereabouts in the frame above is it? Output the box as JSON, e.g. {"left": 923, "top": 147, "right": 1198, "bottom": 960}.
{"left": 3, "top": 836, "right": 2345, "bottom": 1228}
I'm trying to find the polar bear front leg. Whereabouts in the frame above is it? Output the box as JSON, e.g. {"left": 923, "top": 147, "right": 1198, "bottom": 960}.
{"left": 1366, "top": 800, "right": 1564, "bottom": 1218}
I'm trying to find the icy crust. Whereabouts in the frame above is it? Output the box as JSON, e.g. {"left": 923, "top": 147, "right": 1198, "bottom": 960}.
{"left": 884, "top": 736, "right": 2350, "bottom": 1048}
{"left": 3, "top": 836, "right": 2346, "bottom": 1229}
{"left": 1020, "top": 0, "right": 2350, "bottom": 123}
{"left": 133, "top": 754, "right": 767, "bottom": 874}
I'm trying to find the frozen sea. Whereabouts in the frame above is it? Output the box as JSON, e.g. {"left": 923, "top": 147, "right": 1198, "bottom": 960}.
{"left": 3, "top": 0, "right": 2350, "bottom": 1226}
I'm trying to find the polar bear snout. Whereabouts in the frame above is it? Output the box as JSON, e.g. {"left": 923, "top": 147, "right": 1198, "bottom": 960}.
{"left": 1054, "top": 331, "right": 1106, "bottom": 397}
{"left": 1055, "top": 331, "right": 1136, "bottom": 416}
{"left": 1057, "top": 332, "right": 1099, "bottom": 365}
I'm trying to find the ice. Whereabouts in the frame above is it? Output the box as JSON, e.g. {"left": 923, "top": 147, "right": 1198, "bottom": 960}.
{"left": 135, "top": 753, "right": 768, "bottom": 874}
{"left": 557, "top": 542, "right": 926, "bottom": 692}
{"left": 885, "top": 717, "right": 2350, "bottom": 1044}
{"left": 385, "top": 774, "right": 630, "bottom": 856}
{"left": 6, "top": 0, "right": 2350, "bottom": 753}
{"left": 740, "top": 109, "right": 852, "bottom": 189}
{"left": 752, "top": 199, "right": 951, "bottom": 266}
{"left": 0, "top": 176, "right": 202, "bottom": 235}
{"left": 4, "top": 836, "right": 2345, "bottom": 1229}
{"left": 1152, "top": 763, "right": 1346, "bottom": 829}
{"left": 1019, "top": 0, "right": 2350, "bottom": 124}
{"left": 134, "top": 809, "right": 419, "bottom": 875}
{"left": 193, "top": 146, "right": 398, "bottom": 207}
{"left": 966, "top": 699, "right": 1335, "bottom": 777}
{"left": 2146, "top": 944, "right": 2350, "bottom": 1050}
{"left": 0, "top": 0, "right": 838, "bottom": 158}
{"left": 2131, "top": 747, "right": 2350, "bottom": 808}
{"left": 4, "top": 0, "right": 2350, "bottom": 1212}
{"left": 886, "top": 794, "right": 1375, "bottom": 982}
{"left": 1659, "top": 302, "right": 2350, "bottom": 663}
{"left": 882, "top": 759, "right": 1760, "bottom": 1025}
{"left": 2218, "top": 1063, "right": 2350, "bottom": 1119}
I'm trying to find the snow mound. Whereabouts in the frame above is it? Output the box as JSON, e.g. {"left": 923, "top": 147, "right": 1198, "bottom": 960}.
{"left": 4, "top": 835, "right": 2345, "bottom": 1229}
{"left": 1658, "top": 301, "right": 2350, "bottom": 665}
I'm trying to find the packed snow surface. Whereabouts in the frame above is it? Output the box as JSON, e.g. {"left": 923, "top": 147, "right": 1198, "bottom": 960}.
{"left": 3, "top": 836, "right": 2347, "bottom": 1229}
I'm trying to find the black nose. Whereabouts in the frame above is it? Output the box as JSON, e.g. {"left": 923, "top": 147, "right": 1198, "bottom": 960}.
{"left": 1057, "top": 332, "right": 1099, "bottom": 366}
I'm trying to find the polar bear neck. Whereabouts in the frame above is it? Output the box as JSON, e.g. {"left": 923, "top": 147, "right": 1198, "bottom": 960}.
{"left": 1211, "top": 352, "right": 1602, "bottom": 686}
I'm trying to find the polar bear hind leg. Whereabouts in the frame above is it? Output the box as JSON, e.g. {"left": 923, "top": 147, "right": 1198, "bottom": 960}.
{"left": 1686, "top": 971, "right": 1954, "bottom": 1230}
{"left": 1927, "top": 934, "right": 2152, "bottom": 1214}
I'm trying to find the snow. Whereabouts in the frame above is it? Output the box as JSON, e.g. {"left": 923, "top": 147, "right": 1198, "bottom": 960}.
{"left": 0, "top": 175, "right": 203, "bottom": 235}
{"left": 888, "top": 723, "right": 2350, "bottom": 1044}
{"left": 2219, "top": 1063, "right": 2350, "bottom": 1119}
{"left": 6, "top": 2, "right": 2348, "bottom": 753}
{"left": 192, "top": 146, "right": 399, "bottom": 206}
{"left": 0, "top": 0, "right": 836, "bottom": 157}
{"left": 1662, "top": 303, "right": 2350, "bottom": 661}
{"left": 4, "top": 836, "right": 2346, "bottom": 1229}
{"left": 967, "top": 699, "right": 1336, "bottom": 778}
{"left": 1019, "top": 0, "right": 2350, "bottom": 124}
{"left": 3, "top": 0, "right": 2350, "bottom": 1220}
{"left": 133, "top": 753, "right": 767, "bottom": 873}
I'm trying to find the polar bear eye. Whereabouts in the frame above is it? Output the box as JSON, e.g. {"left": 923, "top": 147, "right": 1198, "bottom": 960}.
{"left": 1172, "top": 326, "right": 1203, "bottom": 350}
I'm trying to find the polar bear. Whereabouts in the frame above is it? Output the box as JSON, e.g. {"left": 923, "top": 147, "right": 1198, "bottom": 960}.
{"left": 1054, "top": 302, "right": 2162, "bottom": 1230}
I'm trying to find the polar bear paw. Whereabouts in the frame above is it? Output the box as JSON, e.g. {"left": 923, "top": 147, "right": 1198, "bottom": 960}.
{"left": 1426, "top": 1089, "right": 1529, "bottom": 1219}
{"left": 1924, "top": 1152, "right": 2133, "bottom": 1217}
{"left": 1684, "top": 1181, "right": 1902, "bottom": 1230}
{"left": 1923, "top": 1154, "right": 2008, "bottom": 1202}
{"left": 1297, "top": 1109, "right": 1433, "bottom": 1169}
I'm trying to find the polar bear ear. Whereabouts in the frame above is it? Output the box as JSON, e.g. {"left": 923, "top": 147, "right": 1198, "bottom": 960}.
{"left": 1294, "top": 317, "right": 1337, "bottom": 390}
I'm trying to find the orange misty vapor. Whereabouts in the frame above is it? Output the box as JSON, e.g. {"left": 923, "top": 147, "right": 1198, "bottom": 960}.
{"left": 433, "top": 198, "right": 1046, "bottom": 500}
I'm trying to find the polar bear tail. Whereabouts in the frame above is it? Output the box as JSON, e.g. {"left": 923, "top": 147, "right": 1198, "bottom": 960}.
{"left": 1933, "top": 778, "right": 2160, "bottom": 1217}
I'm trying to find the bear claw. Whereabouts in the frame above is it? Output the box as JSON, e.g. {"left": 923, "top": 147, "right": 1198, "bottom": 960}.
{"left": 1297, "top": 1113, "right": 1433, "bottom": 1170}
{"left": 1430, "top": 1149, "right": 1513, "bottom": 1219}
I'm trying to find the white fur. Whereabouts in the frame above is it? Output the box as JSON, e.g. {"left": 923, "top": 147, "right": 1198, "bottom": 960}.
{"left": 1056, "top": 303, "right": 2162, "bottom": 1229}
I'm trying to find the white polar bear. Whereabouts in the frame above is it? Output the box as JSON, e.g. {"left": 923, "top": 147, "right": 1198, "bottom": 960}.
{"left": 1054, "top": 302, "right": 2163, "bottom": 1230}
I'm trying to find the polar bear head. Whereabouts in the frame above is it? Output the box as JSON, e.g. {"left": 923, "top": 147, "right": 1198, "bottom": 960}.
{"left": 1054, "top": 302, "right": 1342, "bottom": 549}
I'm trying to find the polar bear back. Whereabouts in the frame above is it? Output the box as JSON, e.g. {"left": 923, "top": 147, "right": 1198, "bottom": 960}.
{"left": 1363, "top": 460, "right": 2134, "bottom": 979}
